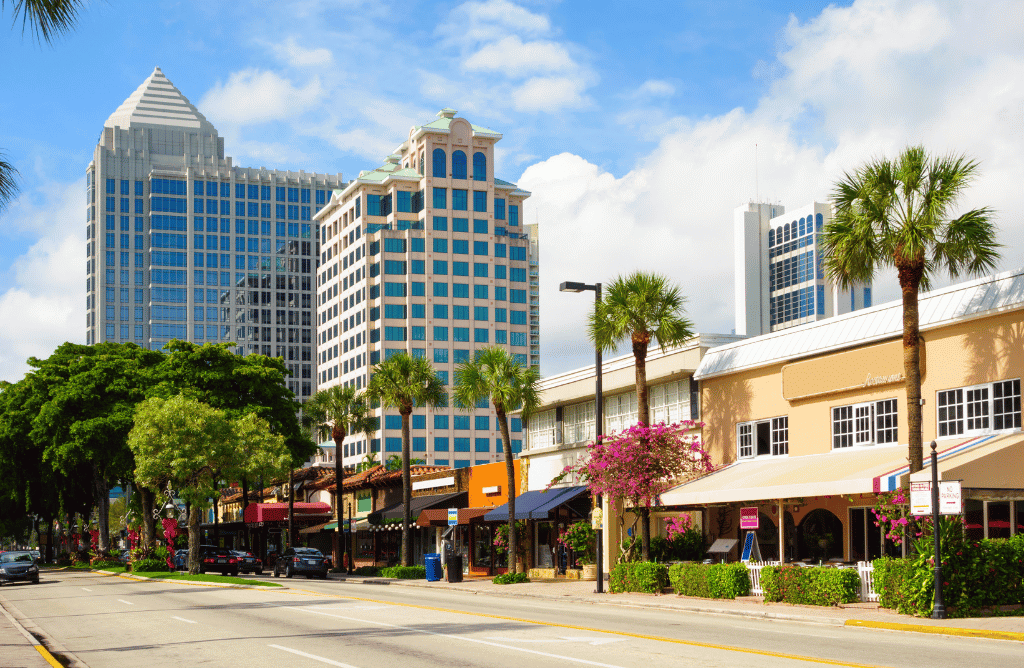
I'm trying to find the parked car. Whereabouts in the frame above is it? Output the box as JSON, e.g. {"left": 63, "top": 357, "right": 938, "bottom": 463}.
{"left": 232, "top": 550, "right": 263, "bottom": 575}
{"left": 273, "top": 547, "right": 327, "bottom": 579}
{"left": 29, "top": 550, "right": 41, "bottom": 563}
{"left": 0, "top": 551, "right": 40, "bottom": 585}
{"left": 198, "top": 546, "right": 239, "bottom": 576}
{"left": 174, "top": 549, "right": 188, "bottom": 570}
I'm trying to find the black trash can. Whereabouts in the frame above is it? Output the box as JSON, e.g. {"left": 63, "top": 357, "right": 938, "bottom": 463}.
{"left": 446, "top": 554, "right": 463, "bottom": 583}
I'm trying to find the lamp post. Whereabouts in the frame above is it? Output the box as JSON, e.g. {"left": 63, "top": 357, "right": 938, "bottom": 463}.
{"left": 559, "top": 280, "right": 604, "bottom": 594}
{"left": 930, "top": 440, "right": 946, "bottom": 619}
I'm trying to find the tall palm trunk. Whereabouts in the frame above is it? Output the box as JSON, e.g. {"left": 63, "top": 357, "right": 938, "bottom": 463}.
{"left": 92, "top": 464, "right": 110, "bottom": 555}
{"left": 496, "top": 405, "right": 517, "bottom": 574}
{"left": 187, "top": 504, "right": 201, "bottom": 574}
{"left": 632, "top": 333, "right": 652, "bottom": 561}
{"left": 899, "top": 261, "right": 925, "bottom": 473}
{"left": 401, "top": 408, "right": 412, "bottom": 567}
{"left": 138, "top": 484, "right": 155, "bottom": 549}
{"left": 333, "top": 424, "right": 347, "bottom": 571}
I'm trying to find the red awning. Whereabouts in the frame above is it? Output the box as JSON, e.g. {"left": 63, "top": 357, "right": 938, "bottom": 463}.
{"left": 244, "top": 502, "right": 331, "bottom": 524}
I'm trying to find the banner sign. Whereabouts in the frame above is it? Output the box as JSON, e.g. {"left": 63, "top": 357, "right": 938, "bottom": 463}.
{"left": 448, "top": 508, "right": 458, "bottom": 526}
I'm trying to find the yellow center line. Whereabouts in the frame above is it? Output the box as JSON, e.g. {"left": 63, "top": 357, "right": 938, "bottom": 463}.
{"left": 34, "top": 645, "right": 63, "bottom": 668}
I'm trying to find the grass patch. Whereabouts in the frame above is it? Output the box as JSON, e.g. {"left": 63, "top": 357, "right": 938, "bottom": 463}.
{"left": 130, "top": 571, "right": 282, "bottom": 587}
{"left": 99, "top": 565, "right": 127, "bottom": 574}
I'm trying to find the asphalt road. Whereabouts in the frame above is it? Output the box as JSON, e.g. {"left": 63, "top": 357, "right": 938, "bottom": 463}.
{"left": 1, "top": 570, "right": 1020, "bottom": 668}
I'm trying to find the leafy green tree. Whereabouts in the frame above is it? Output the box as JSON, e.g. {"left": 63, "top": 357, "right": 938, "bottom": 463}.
{"left": 821, "top": 146, "right": 999, "bottom": 473}
{"left": 129, "top": 395, "right": 288, "bottom": 573}
{"left": 1, "top": 1, "right": 87, "bottom": 211}
{"left": 453, "top": 346, "right": 539, "bottom": 574}
{"left": 28, "top": 342, "right": 163, "bottom": 554}
{"left": 302, "top": 384, "right": 377, "bottom": 569}
{"left": 588, "top": 272, "right": 695, "bottom": 561}
{"left": 366, "top": 353, "right": 446, "bottom": 566}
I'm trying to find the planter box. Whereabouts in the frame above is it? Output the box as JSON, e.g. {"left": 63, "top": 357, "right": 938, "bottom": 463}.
{"left": 581, "top": 564, "right": 597, "bottom": 581}
{"left": 528, "top": 568, "right": 556, "bottom": 579}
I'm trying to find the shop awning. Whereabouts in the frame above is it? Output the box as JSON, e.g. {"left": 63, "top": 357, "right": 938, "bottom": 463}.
{"left": 368, "top": 491, "right": 466, "bottom": 526}
{"left": 659, "top": 433, "right": 1024, "bottom": 507}
{"left": 416, "top": 507, "right": 494, "bottom": 527}
{"left": 244, "top": 502, "right": 332, "bottom": 524}
{"left": 299, "top": 520, "right": 338, "bottom": 535}
{"left": 482, "top": 486, "right": 589, "bottom": 522}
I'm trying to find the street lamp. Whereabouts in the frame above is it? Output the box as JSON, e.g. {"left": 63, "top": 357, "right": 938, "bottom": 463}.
{"left": 559, "top": 280, "right": 604, "bottom": 594}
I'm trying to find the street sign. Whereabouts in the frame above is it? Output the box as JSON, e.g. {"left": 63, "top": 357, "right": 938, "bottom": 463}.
{"left": 447, "top": 508, "right": 458, "bottom": 526}
{"left": 910, "top": 481, "right": 963, "bottom": 515}
{"left": 740, "top": 507, "right": 759, "bottom": 530}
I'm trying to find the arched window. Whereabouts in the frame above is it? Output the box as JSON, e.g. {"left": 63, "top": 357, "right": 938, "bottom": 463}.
{"left": 472, "top": 152, "right": 486, "bottom": 181}
{"left": 798, "top": 217, "right": 805, "bottom": 236}
{"left": 419, "top": 151, "right": 425, "bottom": 176}
{"left": 768, "top": 229, "right": 775, "bottom": 247}
{"left": 783, "top": 224, "right": 790, "bottom": 242}
{"left": 815, "top": 213, "right": 823, "bottom": 231}
{"left": 432, "top": 148, "right": 446, "bottom": 178}
{"left": 452, "top": 150, "right": 467, "bottom": 179}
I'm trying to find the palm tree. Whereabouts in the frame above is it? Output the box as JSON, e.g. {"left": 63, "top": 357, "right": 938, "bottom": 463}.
{"left": 303, "top": 385, "right": 376, "bottom": 572}
{"left": 366, "top": 353, "right": 446, "bottom": 566}
{"left": 453, "top": 346, "right": 540, "bottom": 574}
{"left": 821, "top": 145, "right": 999, "bottom": 473}
{"left": 589, "top": 271, "right": 695, "bottom": 561}
{"left": 2, "top": 1, "right": 87, "bottom": 212}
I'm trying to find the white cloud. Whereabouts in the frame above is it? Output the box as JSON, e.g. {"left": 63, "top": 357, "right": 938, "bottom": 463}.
{"left": 437, "top": 0, "right": 551, "bottom": 47}
{"left": 463, "top": 36, "right": 576, "bottom": 77}
{"left": 514, "top": 76, "right": 590, "bottom": 113}
{"left": 271, "top": 37, "right": 334, "bottom": 67}
{"left": 632, "top": 80, "right": 676, "bottom": 99}
{"left": 0, "top": 179, "right": 85, "bottom": 382}
{"left": 522, "top": 0, "right": 1024, "bottom": 376}
{"left": 199, "top": 70, "right": 324, "bottom": 125}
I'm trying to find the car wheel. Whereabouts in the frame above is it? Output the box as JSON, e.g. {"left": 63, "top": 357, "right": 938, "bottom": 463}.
{"left": 231, "top": 569, "right": 238, "bottom": 577}
{"left": 273, "top": 568, "right": 279, "bottom": 578}
{"left": 256, "top": 568, "right": 263, "bottom": 575}
{"left": 285, "top": 566, "right": 293, "bottom": 578}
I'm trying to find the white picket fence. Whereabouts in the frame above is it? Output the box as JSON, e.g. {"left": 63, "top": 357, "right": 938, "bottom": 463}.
{"left": 744, "top": 560, "right": 878, "bottom": 602}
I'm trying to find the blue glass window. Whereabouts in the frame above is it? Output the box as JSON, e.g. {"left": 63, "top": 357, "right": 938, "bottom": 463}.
{"left": 475, "top": 438, "right": 490, "bottom": 453}
{"left": 453, "top": 327, "right": 470, "bottom": 342}
{"left": 434, "top": 414, "right": 449, "bottom": 429}
{"left": 453, "top": 305, "right": 469, "bottom": 320}
{"left": 454, "top": 438, "right": 470, "bottom": 453}
{"left": 509, "top": 204, "right": 519, "bottom": 226}
{"left": 433, "top": 304, "right": 449, "bottom": 319}
{"left": 473, "top": 241, "right": 488, "bottom": 256}
{"left": 413, "top": 437, "right": 426, "bottom": 452}
{"left": 474, "top": 328, "right": 489, "bottom": 343}
{"left": 472, "top": 152, "right": 486, "bottom": 181}
{"left": 434, "top": 437, "right": 450, "bottom": 452}
{"left": 473, "top": 191, "right": 487, "bottom": 212}
{"left": 453, "top": 261, "right": 469, "bottom": 276}
{"left": 474, "top": 306, "right": 488, "bottom": 321}
{"left": 433, "top": 188, "right": 447, "bottom": 209}
{"left": 433, "top": 348, "right": 449, "bottom": 363}
{"left": 411, "top": 303, "right": 426, "bottom": 319}
{"left": 385, "top": 415, "right": 402, "bottom": 429}
{"left": 475, "top": 415, "right": 490, "bottom": 431}
{"left": 494, "top": 308, "right": 506, "bottom": 322}
{"left": 433, "top": 282, "right": 448, "bottom": 297}
{"left": 433, "top": 238, "right": 448, "bottom": 253}
{"left": 474, "top": 284, "right": 488, "bottom": 299}
{"left": 433, "top": 260, "right": 448, "bottom": 275}
{"left": 452, "top": 150, "right": 467, "bottom": 179}
{"left": 473, "top": 263, "right": 488, "bottom": 278}
{"left": 454, "top": 416, "right": 470, "bottom": 430}
{"left": 385, "top": 437, "right": 402, "bottom": 452}
{"left": 432, "top": 149, "right": 446, "bottom": 178}
{"left": 433, "top": 326, "right": 449, "bottom": 341}
{"left": 452, "top": 189, "right": 468, "bottom": 211}
{"left": 494, "top": 198, "right": 505, "bottom": 220}
{"left": 453, "top": 283, "right": 469, "bottom": 299}
{"left": 452, "top": 239, "right": 468, "bottom": 254}
{"left": 433, "top": 216, "right": 448, "bottom": 231}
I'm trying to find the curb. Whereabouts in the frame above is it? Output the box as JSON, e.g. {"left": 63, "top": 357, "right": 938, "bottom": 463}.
{"left": 845, "top": 619, "right": 1024, "bottom": 642}
{"left": 95, "top": 569, "right": 284, "bottom": 590}
{"left": 0, "top": 595, "right": 82, "bottom": 667}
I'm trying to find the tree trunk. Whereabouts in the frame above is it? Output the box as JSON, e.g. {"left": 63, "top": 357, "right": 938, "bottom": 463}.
{"left": 333, "top": 423, "right": 347, "bottom": 574}
{"left": 632, "top": 336, "right": 651, "bottom": 427}
{"left": 496, "top": 406, "right": 517, "bottom": 574}
{"left": 213, "top": 496, "right": 220, "bottom": 546}
{"left": 288, "top": 468, "right": 295, "bottom": 548}
{"left": 898, "top": 261, "right": 925, "bottom": 473}
{"left": 139, "top": 485, "right": 155, "bottom": 549}
{"left": 45, "top": 517, "right": 54, "bottom": 563}
{"left": 241, "top": 477, "right": 250, "bottom": 549}
{"left": 187, "top": 504, "right": 202, "bottom": 575}
{"left": 640, "top": 506, "right": 651, "bottom": 562}
{"left": 401, "top": 408, "right": 412, "bottom": 567}
{"left": 92, "top": 464, "right": 110, "bottom": 555}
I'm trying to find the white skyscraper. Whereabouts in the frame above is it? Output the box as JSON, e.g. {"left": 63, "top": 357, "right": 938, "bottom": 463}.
{"left": 86, "top": 68, "right": 344, "bottom": 400}
{"left": 734, "top": 201, "right": 872, "bottom": 337}
{"left": 313, "top": 109, "right": 537, "bottom": 469}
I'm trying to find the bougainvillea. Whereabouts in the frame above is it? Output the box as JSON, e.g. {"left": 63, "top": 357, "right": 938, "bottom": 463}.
{"left": 664, "top": 515, "right": 693, "bottom": 541}
{"left": 870, "top": 487, "right": 933, "bottom": 545}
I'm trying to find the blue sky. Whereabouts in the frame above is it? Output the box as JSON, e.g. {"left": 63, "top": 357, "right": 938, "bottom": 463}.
{"left": 2, "top": 0, "right": 1023, "bottom": 381}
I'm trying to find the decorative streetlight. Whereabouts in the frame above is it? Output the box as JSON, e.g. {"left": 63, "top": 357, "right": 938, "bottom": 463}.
{"left": 559, "top": 280, "right": 604, "bottom": 594}
{"left": 930, "top": 440, "right": 946, "bottom": 619}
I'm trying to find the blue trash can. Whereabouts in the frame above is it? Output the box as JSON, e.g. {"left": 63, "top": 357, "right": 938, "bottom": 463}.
{"left": 424, "top": 553, "right": 442, "bottom": 582}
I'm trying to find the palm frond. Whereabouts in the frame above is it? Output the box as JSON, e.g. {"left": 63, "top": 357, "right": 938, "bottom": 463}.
{"left": 0, "top": 153, "right": 19, "bottom": 213}
{"left": 4, "top": 0, "right": 84, "bottom": 44}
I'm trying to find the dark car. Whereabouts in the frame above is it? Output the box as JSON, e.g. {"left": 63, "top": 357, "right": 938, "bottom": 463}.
{"left": 232, "top": 550, "right": 263, "bottom": 575}
{"left": 198, "top": 546, "right": 239, "bottom": 576}
{"left": 0, "top": 551, "right": 40, "bottom": 585}
{"left": 273, "top": 547, "right": 327, "bottom": 579}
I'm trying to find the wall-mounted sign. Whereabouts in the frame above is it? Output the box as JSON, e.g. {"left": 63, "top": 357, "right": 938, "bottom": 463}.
{"left": 910, "top": 481, "right": 963, "bottom": 515}
{"left": 447, "top": 508, "right": 458, "bottom": 526}
{"left": 740, "top": 507, "right": 759, "bottom": 530}
{"left": 482, "top": 485, "right": 501, "bottom": 495}
{"left": 412, "top": 476, "right": 455, "bottom": 491}
{"left": 781, "top": 339, "right": 923, "bottom": 401}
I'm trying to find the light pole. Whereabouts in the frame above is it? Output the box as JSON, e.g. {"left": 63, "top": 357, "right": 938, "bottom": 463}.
{"left": 930, "top": 440, "right": 946, "bottom": 619}
{"left": 559, "top": 280, "right": 604, "bottom": 594}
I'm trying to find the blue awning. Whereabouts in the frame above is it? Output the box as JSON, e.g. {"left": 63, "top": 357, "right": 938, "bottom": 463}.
{"left": 482, "top": 486, "right": 589, "bottom": 522}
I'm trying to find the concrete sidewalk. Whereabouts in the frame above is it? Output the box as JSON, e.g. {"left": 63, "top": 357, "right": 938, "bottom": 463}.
{"left": 0, "top": 595, "right": 59, "bottom": 668}
{"left": 326, "top": 572, "right": 1024, "bottom": 642}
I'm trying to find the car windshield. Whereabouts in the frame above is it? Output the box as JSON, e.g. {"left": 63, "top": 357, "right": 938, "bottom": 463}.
{"left": 0, "top": 552, "right": 33, "bottom": 563}
{"left": 295, "top": 549, "right": 322, "bottom": 557}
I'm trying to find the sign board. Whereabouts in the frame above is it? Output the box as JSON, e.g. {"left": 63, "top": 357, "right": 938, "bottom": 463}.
{"left": 707, "top": 538, "right": 738, "bottom": 555}
{"left": 740, "top": 531, "right": 762, "bottom": 562}
{"left": 447, "top": 508, "right": 458, "bottom": 526}
{"left": 910, "top": 481, "right": 963, "bottom": 515}
{"left": 740, "top": 507, "right": 759, "bottom": 530}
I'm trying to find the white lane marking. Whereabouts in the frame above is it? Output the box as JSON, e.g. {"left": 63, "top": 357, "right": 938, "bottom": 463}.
{"left": 172, "top": 616, "right": 197, "bottom": 624}
{"left": 286, "top": 606, "right": 626, "bottom": 668}
{"left": 486, "top": 636, "right": 624, "bottom": 646}
{"left": 80, "top": 587, "right": 92, "bottom": 592}
{"left": 117, "top": 599, "right": 135, "bottom": 606}
{"left": 269, "top": 645, "right": 361, "bottom": 667}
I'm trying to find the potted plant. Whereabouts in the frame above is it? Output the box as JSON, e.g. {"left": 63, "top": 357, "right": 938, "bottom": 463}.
{"left": 560, "top": 521, "right": 597, "bottom": 580}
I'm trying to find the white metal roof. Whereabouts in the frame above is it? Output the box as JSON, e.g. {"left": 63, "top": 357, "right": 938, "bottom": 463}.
{"left": 105, "top": 67, "right": 216, "bottom": 133}
{"left": 696, "top": 266, "right": 1024, "bottom": 380}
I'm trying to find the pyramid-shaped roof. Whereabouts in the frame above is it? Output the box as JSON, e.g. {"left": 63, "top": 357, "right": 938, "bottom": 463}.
{"left": 104, "top": 67, "right": 217, "bottom": 133}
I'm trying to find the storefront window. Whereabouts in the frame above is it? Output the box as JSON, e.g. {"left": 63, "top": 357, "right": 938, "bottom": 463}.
{"left": 964, "top": 499, "right": 984, "bottom": 541}
{"left": 988, "top": 501, "right": 1012, "bottom": 539}
{"left": 473, "top": 524, "right": 492, "bottom": 568}
{"left": 1017, "top": 501, "right": 1024, "bottom": 536}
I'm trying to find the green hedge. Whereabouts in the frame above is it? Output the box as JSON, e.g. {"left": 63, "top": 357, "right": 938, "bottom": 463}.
{"left": 353, "top": 566, "right": 381, "bottom": 576}
{"left": 131, "top": 558, "right": 169, "bottom": 573}
{"left": 90, "top": 559, "right": 121, "bottom": 570}
{"left": 668, "top": 562, "right": 751, "bottom": 599}
{"left": 380, "top": 565, "right": 426, "bottom": 579}
{"left": 874, "top": 532, "right": 1024, "bottom": 617}
{"left": 609, "top": 562, "right": 669, "bottom": 594}
{"left": 493, "top": 572, "right": 530, "bottom": 585}
{"left": 760, "top": 565, "right": 860, "bottom": 606}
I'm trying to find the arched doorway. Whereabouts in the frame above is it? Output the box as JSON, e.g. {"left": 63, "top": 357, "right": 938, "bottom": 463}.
{"left": 798, "top": 509, "right": 844, "bottom": 562}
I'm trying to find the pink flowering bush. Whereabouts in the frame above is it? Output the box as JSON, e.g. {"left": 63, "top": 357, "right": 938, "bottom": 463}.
{"left": 870, "top": 487, "right": 935, "bottom": 545}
